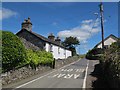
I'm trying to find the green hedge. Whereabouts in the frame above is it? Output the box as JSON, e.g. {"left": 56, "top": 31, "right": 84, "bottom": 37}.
{"left": 86, "top": 48, "right": 103, "bottom": 60}
{"left": 101, "top": 40, "right": 120, "bottom": 88}
{"left": 26, "top": 49, "right": 54, "bottom": 68}
{"left": 36, "top": 50, "right": 53, "bottom": 65}
{"left": 2, "top": 31, "right": 27, "bottom": 72}
{"left": 2, "top": 30, "right": 54, "bottom": 71}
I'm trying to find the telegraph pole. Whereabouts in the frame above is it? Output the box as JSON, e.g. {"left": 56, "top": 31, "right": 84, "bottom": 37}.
{"left": 99, "top": 2, "right": 104, "bottom": 49}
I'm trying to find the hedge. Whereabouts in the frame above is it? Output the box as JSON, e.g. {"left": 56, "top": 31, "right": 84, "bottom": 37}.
{"left": 26, "top": 49, "right": 54, "bottom": 68}
{"left": 2, "top": 30, "right": 54, "bottom": 71}
{"left": 101, "top": 40, "right": 120, "bottom": 88}
{"left": 2, "top": 31, "right": 27, "bottom": 72}
{"left": 86, "top": 48, "right": 103, "bottom": 60}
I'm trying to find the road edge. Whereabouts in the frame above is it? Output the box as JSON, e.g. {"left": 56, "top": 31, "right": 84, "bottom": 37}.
{"left": 14, "top": 58, "right": 81, "bottom": 89}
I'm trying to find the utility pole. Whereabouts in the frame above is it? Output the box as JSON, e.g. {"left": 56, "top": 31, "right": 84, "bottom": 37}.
{"left": 99, "top": 2, "right": 104, "bottom": 49}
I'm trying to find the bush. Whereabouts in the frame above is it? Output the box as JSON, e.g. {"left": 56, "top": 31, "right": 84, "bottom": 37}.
{"left": 2, "top": 31, "right": 27, "bottom": 72}
{"left": 36, "top": 50, "right": 53, "bottom": 65}
{"left": 86, "top": 48, "right": 103, "bottom": 60}
{"left": 100, "top": 40, "right": 120, "bottom": 88}
{"left": 26, "top": 49, "right": 40, "bottom": 68}
{"left": 26, "top": 49, "right": 54, "bottom": 68}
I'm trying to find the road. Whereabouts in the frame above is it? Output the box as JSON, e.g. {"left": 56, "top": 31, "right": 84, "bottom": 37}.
{"left": 3, "top": 58, "right": 99, "bottom": 89}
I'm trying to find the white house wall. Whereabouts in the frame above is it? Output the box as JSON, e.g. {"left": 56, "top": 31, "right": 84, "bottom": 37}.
{"left": 45, "top": 42, "right": 72, "bottom": 59}
{"left": 66, "top": 50, "right": 72, "bottom": 58}
{"left": 45, "top": 43, "right": 50, "bottom": 52}
{"left": 97, "top": 37, "right": 117, "bottom": 48}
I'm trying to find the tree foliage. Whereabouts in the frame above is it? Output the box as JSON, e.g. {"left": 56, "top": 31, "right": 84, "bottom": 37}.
{"left": 62, "top": 36, "right": 79, "bottom": 48}
{"left": 2, "top": 31, "right": 27, "bottom": 72}
{"left": 62, "top": 36, "right": 80, "bottom": 56}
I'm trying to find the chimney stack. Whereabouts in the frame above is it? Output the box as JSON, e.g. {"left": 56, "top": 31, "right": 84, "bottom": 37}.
{"left": 55, "top": 37, "right": 61, "bottom": 44}
{"left": 21, "top": 17, "right": 32, "bottom": 31}
{"left": 48, "top": 33, "right": 55, "bottom": 41}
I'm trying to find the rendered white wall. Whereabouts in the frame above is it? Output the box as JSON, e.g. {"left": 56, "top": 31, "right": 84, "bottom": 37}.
{"left": 45, "top": 43, "right": 50, "bottom": 52}
{"left": 97, "top": 37, "right": 117, "bottom": 48}
{"left": 66, "top": 50, "right": 72, "bottom": 58}
{"left": 45, "top": 43, "right": 72, "bottom": 59}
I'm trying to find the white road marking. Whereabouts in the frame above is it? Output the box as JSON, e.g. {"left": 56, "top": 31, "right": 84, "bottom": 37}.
{"left": 15, "top": 59, "right": 81, "bottom": 89}
{"left": 64, "top": 74, "right": 73, "bottom": 79}
{"left": 48, "top": 73, "right": 59, "bottom": 78}
{"left": 75, "top": 69, "right": 84, "bottom": 72}
{"left": 48, "top": 73, "right": 81, "bottom": 79}
{"left": 61, "top": 68, "right": 74, "bottom": 72}
{"left": 57, "top": 74, "right": 66, "bottom": 78}
{"left": 82, "top": 60, "right": 89, "bottom": 88}
{"left": 60, "top": 68, "right": 84, "bottom": 72}
{"left": 74, "top": 74, "right": 80, "bottom": 79}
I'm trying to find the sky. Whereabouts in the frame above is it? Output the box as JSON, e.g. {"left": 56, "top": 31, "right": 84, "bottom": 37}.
{"left": 1, "top": 2, "right": 118, "bottom": 54}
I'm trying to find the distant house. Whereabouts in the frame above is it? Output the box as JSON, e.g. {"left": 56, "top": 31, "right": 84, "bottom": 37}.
{"left": 16, "top": 18, "right": 72, "bottom": 59}
{"left": 95, "top": 34, "right": 118, "bottom": 48}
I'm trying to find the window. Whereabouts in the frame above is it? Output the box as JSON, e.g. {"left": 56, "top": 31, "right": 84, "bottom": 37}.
{"left": 64, "top": 49, "right": 66, "bottom": 55}
{"left": 58, "top": 47, "right": 60, "bottom": 54}
{"left": 49, "top": 44, "right": 53, "bottom": 52}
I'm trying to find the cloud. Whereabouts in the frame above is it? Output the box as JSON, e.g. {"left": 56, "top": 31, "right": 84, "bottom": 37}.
{"left": 0, "top": 8, "right": 18, "bottom": 20}
{"left": 52, "top": 22, "right": 58, "bottom": 26}
{"left": 81, "top": 19, "right": 93, "bottom": 24}
{"left": 57, "top": 18, "right": 101, "bottom": 43}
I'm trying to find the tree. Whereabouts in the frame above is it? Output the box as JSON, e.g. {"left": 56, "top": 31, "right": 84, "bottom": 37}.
{"left": 62, "top": 36, "right": 80, "bottom": 56}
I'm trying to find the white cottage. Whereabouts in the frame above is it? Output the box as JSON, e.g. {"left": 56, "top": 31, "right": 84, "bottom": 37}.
{"left": 16, "top": 18, "right": 72, "bottom": 59}
{"left": 95, "top": 34, "right": 118, "bottom": 48}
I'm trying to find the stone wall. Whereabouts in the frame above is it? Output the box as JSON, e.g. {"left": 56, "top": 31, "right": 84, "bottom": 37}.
{"left": 2, "top": 65, "right": 52, "bottom": 86}
{"left": 2, "top": 56, "right": 80, "bottom": 86}
{"left": 55, "top": 56, "right": 80, "bottom": 69}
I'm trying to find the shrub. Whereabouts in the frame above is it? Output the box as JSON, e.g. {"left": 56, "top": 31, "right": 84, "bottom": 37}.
{"left": 101, "top": 40, "right": 120, "bottom": 88}
{"left": 86, "top": 48, "right": 103, "bottom": 60}
{"left": 26, "top": 49, "right": 40, "bottom": 68}
{"left": 2, "top": 31, "right": 27, "bottom": 72}
{"left": 36, "top": 50, "right": 53, "bottom": 65}
{"left": 26, "top": 49, "right": 54, "bottom": 68}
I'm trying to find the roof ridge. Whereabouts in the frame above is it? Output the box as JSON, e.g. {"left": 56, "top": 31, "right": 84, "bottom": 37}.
{"left": 94, "top": 34, "right": 118, "bottom": 48}
{"left": 16, "top": 29, "right": 69, "bottom": 50}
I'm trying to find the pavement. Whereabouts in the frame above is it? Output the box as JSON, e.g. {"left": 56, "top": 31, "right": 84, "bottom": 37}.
{"left": 2, "top": 58, "right": 99, "bottom": 89}
{"left": 86, "top": 60, "right": 99, "bottom": 88}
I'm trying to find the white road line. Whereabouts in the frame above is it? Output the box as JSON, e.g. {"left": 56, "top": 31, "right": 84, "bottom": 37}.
{"left": 82, "top": 60, "right": 89, "bottom": 88}
{"left": 15, "top": 58, "right": 81, "bottom": 89}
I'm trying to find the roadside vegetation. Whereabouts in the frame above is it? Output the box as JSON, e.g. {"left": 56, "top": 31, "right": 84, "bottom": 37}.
{"left": 2, "top": 31, "right": 53, "bottom": 72}
{"left": 86, "top": 39, "right": 120, "bottom": 88}
{"left": 2, "top": 31, "right": 27, "bottom": 72}
{"left": 26, "top": 49, "right": 53, "bottom": 69}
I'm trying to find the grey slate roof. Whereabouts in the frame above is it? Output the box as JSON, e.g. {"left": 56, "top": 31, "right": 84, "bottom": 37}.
{"left": 16, "top": 29, "right": 69, "bottom": 50}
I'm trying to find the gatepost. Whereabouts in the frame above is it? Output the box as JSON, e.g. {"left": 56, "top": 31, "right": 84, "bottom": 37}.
{"left": 52, "top": 58, "right": 55, "bottom": 69}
